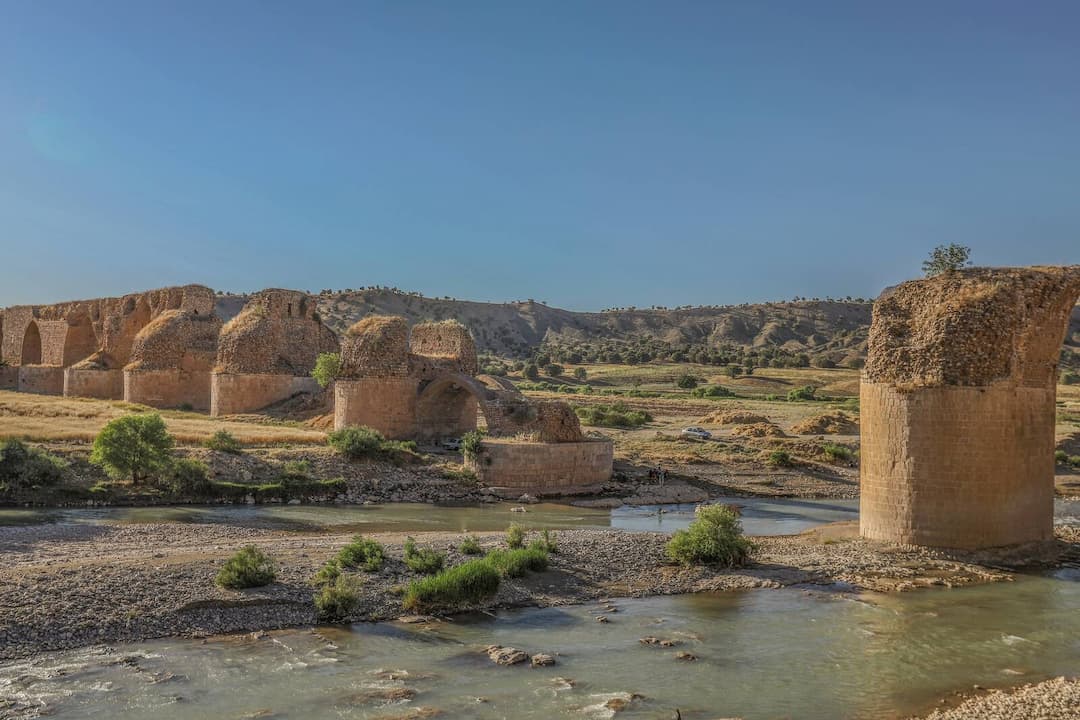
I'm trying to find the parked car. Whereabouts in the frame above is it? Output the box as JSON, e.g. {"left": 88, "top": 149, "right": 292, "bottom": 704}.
{"left": 441, "top": 437, "right": 462, "bottom": 451}
{"left": 680, "top": 426, "right": 712, "bottom": 440}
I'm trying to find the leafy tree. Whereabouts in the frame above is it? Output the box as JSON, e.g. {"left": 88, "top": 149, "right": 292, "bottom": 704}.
{"left": 543, "top": 363, "right": 564, "bottom": 377}
{"left": 573, "top": 367, "right": 588, "bottom": 381}
{"left": 90, "top": 414, "right": 175, "bottom": 484}
{"left": 523, "top": 363, "right": 540, "bottom": 381}
{"left": 922, "top": 243, "right": 972, "bottom": 277}
{"left": 312, "top": 352, "right": 342, "bottom": 388}
{"left": 676, "top": 374, "right": 699, "bottom": 389}
{"left": 726, "top": 365, "right": 743, "bottom": 379}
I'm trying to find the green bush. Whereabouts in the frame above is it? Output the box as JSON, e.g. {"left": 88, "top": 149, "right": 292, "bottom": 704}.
{"left": 204, "top": 430, "right": 243, "bottom": 454}
{"left": 312, "top": 352, "right": 342, "bottom": 389}
{"left": 459, "top": 535, "right": 483, "bottom": 555}
{"left": 544, "top": 363, "right": 564, "bottom": 377}
{"left": 690, "top": 385, "right": 735, "bottom": 398}
{"left": 530, "top": 529, "right": 558, "bottom": 554}
{"left": 327, "top": 426, "right": 384, "bottom": 458}
{"left": 164, "top": 458, "right": 211, "bottom": 495}
{"left": 313, "top": 559, "right": 342, "bottom": 585}
{"left": 574, "top": 402, "right": 651, "bottom": 428}
{"left": 404, "top": 537, "right": 446, "bottom": 574}
{"left": 1056, "top": 449, "right": 1069, "bottom": 465}
{"left": 402, "top": 559, "right": 501, "bottom": 612}
{"left": 216, "top": 545, "right": 276, "bottom": 589}
{"left": 573, "top": 367, "right": 588, "bottom": 381}
{"left": 766, "top": 450, "right": 793, "bottom": 468}
{"left": 90, "top": 413, "right": 175, "bottom": 484}
{"left": 1062, "top": 371, "right": 1080, "bottom": 385}
{"left": 486, "top": 547, "right": 549, "bottom": 578}
{"left": 506, "top": 522, "right": 525, "bottom": 549}
{"left": 787, "top": 386, "right": 817, "bottom": 402}
{"left": 279, "top": 459, "right": 313, "bottom": 484}
{"left": 821, "top": 443, "right": 855, "bottom": 464}
{"left": 314, "top": 574, "right": 363, "bottom": 622}
{"left": 666, "top": 505, "right": 753, "bottom": 567}
{"left": 0, "top": 439, "right": 68, "bottom": 492}
{"left": 461, "top": 430, "right": 485, "bottom": 461}
{"left": 676, "top": 374, "right": 700, "bottom": 389}
{"left": 337, "top": 535, "right": 386, "bottom": 572}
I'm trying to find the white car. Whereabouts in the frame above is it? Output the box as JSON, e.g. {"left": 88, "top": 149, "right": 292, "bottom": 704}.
{"left": 441, "top": 437, "right": 462, "bottom": 451}
{"left": 681, "top": 427, "right": 712, "bottom": 441}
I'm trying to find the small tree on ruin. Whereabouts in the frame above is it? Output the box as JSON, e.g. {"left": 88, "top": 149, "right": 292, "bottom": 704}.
{"left": 922, "top": 244, "right": 972, "bottom": 277}
{"left": 312, "top": 352, "right": 342, "bottom": 388}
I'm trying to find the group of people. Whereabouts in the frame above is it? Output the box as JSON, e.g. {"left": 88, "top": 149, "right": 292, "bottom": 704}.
{"left": 646, "top": 463, "right": 667, "bottom": 486}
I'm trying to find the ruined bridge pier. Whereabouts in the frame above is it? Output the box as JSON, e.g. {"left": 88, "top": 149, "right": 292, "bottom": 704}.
{"left": 860, "top": 266, "right": 1080, "bottom": 549}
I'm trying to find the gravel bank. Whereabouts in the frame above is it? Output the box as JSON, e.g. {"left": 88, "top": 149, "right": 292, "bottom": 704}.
{"left": 917, "top": 676, "right": 1080, "bottom": 719}
{"left": 0, "top": 519, "right": 1039, "bottom": 662}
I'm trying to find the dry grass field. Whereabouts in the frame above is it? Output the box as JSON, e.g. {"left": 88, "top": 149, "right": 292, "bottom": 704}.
{"left": 0, "top": 391, "right": 327, "bottom": 446}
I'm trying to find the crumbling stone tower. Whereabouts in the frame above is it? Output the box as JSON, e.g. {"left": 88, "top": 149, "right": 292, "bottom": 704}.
{"left": 211, "top": 289, "right": 338, "bottom": 415}
{"left": 860, "top": 266, "right": 1080, "bottom": 549}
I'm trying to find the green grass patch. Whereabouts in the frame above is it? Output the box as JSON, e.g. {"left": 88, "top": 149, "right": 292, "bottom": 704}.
{"left": 485, "top": 547, "right": 549, "bottom": 578}
{"left": 216, "top": 545, "right": 276, "bottom": 589}
{"left": 667, "top": 505, "right": 754, "bottom": 568}
{"left": 337, "top": 535, "right": 386, "bottom": 572}
{"left": 402, "top": 559, "right": 501, "bottom": 612}
{"left": 404, "top": 536, "right": 446, "bottom": 574}
{"left": 574, "top": 402, "right": 652, "bottom": 428}
{"left": 459, "top": 535, "right": 483, "bottom": 555}
{"left": 314, "top": 574, "right": 363, "bottom": 622}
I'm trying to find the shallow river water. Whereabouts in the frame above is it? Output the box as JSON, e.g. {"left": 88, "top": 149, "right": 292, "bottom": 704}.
{"left": 3, "top": 574, "right": 1079, "bottom": 720}
{"left": 0, "top": 497, "right": 863, "bottom": 536}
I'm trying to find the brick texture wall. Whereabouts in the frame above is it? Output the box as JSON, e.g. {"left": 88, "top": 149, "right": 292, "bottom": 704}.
{"left": 467, "top": 439, "right": 613, "bottom": 491}
{"left": 334, "top": 377, "right": 419, "bottom": 438}
{"left": 0, "top": 366, "right": 18, "bottom": 390}
{"left": 17, "top": 366, "right": 65, "bottom": 395}
{"left": 211, "top": 373, "right": 320, "bottom": 416}
{"left": 64, "top": 368, "right": 124, "bottom": 400}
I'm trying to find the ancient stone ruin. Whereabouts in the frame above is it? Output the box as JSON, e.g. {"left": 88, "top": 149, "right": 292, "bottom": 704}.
{"left": 861, "top": 265, "right": 1080, "bottom": 549}
{"left": 211, "top": 289, "right": 339, "bottom": 416}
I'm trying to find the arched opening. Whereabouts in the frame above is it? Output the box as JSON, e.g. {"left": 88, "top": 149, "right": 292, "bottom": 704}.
{"left": 415, "top": 373, "right": 485, "bottom": 441}
{"left": 21, "top": 322, "right": 42, "bottom": 365}
{"left": 62, "top": 315, "right": 98, "bottom": 367}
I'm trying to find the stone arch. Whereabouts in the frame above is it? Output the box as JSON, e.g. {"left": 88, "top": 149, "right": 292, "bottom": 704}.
{"left": 21, "top": 321, "right": 41, "bottom": 365}
{"left": 414, "top": 371, "right": 496, "bottom": 440}
{"left": 860, "top": 266, "right": 1080, "bottom": 549}
{"left": 62, "top": 313, "right": 98, "bottom": 367}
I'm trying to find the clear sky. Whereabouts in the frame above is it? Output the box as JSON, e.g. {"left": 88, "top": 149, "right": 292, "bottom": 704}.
{"left": 2, "top": 1, "right": 1077, "bottom": 310}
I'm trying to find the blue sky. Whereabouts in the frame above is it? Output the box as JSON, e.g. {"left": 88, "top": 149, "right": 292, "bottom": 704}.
{"left": 2, "top": 1, "right": 1077, "bottom": 310}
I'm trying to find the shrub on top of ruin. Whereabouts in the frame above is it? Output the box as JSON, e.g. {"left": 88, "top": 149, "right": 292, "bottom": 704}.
{"left": 404, "top": 536, "right": 446, "bottom": 574}
{"left": 337, "top": 535, "right": 386, "bottom": 572}
{"left": 163, "top": 457, "right": 211, "bottom": 495}
{"left": 204, "top": 429, "right": 243, "bottom": 454}
{"left": 787, "top": 385, "right": 817, "bottom": 402}
{"left": 216, "top": 545, "right": 276, "bottom": 589}
{"left": 312, "top": 352, "right": 342, "bottom": 389}
{"left": 314, "top": 574, "right": 363, "bottom": 622}
{"left": 327, "top": 426, "right": 385, "bottom": 459}
{"left": 0, "top": 439, "right": 69, "bottom": 493}
{"left": 402, "top": 558, "right": 501, "bottom": 612}
{"left": 666, "top": 505, "right": 754, "bottom": 568}
{"left": 505, "top": 522, "right": 525, "bottom": 549}
{"left": 90, "top": 413, "right": 175, "bottom": 485}
{"left": 921, "top": 243, "right": 972, "bottom": 277}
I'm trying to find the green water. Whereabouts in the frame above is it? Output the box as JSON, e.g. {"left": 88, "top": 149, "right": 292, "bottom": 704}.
{"left": 3, "top": 575, "right": 1079, "bottom": 719}
{"left": 0, "top": 497, "right": 862, "bottom": 536}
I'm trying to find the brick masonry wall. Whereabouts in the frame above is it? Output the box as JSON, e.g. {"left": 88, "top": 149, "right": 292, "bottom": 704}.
{"left": 860, "top": 381, "right": 1055, "bottom": 548}
{"left": 1, "top": 307, "right": 36, "bottom": 365}
{"left": 64, "top": 368, "right": 124, "bottom": 400}
{"left": 125, "top": 368, "right": 213, "bottom": 411}
{"left": 211, "top": 373, "right": 320, "bottom": 416}
{"left": 17, "top": 366, "right": 65, "bottom": 395}
{"left": 334, "top": 377, "right": 419, "bottom": 439}
{"left": 0, "top": 366, "right": 18, "bottom": 390}
{"left": 467, "top": 439, "right": 613, "bottom": 491}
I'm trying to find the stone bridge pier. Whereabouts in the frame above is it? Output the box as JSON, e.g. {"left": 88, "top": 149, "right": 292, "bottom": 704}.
{"left": 860, "top": 266, "right": 1080, "bottom": 549}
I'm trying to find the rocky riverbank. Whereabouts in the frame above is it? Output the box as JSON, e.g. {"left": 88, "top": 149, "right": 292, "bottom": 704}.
{"left": 916, "top": 676, "right": 1080, "bottom": 719}
{"left": 2, "top": 518, "right": 1065, "bottom": 662}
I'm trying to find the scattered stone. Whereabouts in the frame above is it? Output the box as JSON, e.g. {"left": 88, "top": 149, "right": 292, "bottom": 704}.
{"left": 675, "top": 651, "right": 697, "bottom": 661}
{"left": 531, "top": 653, "right": 556, "bottom": 667}
{"left": 485, "top": 645, "right": 530, "bottom": 665}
